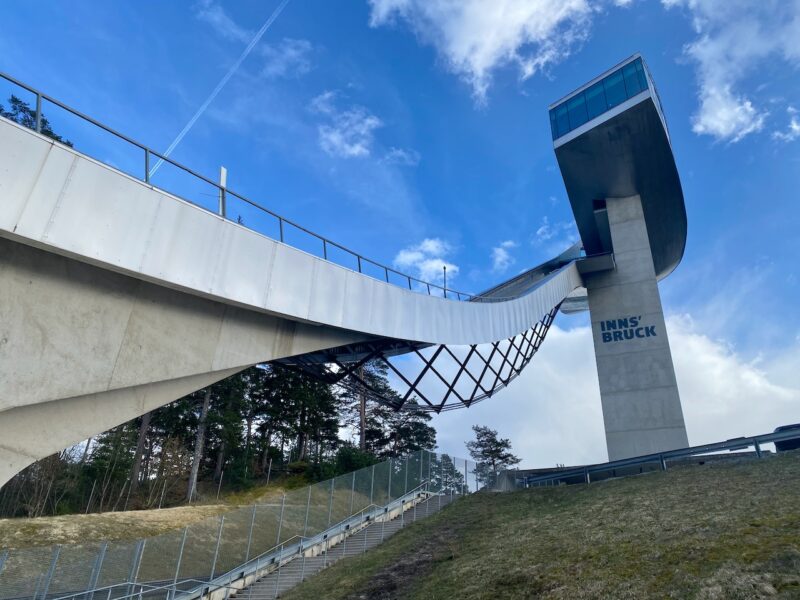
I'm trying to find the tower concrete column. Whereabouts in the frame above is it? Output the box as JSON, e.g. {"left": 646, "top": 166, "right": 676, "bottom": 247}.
{"left": 585, "top": 195, "right": 688, "bottom": 460}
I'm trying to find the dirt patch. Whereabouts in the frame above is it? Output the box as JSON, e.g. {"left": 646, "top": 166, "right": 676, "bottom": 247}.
{"left": 344, "top": 521, "right": 465, "bottom": 600}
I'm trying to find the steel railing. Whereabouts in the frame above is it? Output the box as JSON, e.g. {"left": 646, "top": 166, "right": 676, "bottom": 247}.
{"left": 515, "top": 428, "right": 800, "bottom": 488}
{"left": 0, "top": 71, "right": 480, "bottom": 302}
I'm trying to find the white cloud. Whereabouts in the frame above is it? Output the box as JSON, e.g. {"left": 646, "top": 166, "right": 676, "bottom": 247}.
{"left": 261, "top": 38, "right": 313, "bottom": 78}
{"left": 773, "top": 106, "right": 800, "bottom": 142}
{"left": 309, "top": 91, "right": 383, "bottom": 158}
{"left": 368, "top": 0, "right": 595, "bottom": 103}
{"left": 431, "top": 314, "right": 800, "bottom": 468}
{"left": 664, "top": 0, "right": 800, "bottom": 143}
{"left": 382, "top": 147, "right": 421, "bottom": 166}
{"left": 394, "top": 238, "right": 459, "bottom": 285}
{"left": 532, "top": 217, "right": 578, "bottom": 255}
{"left": 491, "top": 240, "right": 518, "bottom": 273}
{"left": 194, "top": 0, "right": 250, "bottom": 44}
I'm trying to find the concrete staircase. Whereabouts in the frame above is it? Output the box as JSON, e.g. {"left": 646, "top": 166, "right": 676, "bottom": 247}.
{"left": 235, "top": 494, "right": 454, "bottom": 599}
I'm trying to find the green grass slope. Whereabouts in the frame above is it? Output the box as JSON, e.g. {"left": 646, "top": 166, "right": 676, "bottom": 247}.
{"left": 284, "top": 452, "right": 800, "bottom": 599}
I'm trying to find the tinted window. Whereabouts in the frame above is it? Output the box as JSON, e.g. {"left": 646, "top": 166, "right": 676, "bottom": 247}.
{"left": 634, "top": 58, "right": 648, "bottom": 91}
{"left": 603, "top": 70, "right": 626, "bottom": 108}
{"left": 555, "top": 103, "right": 570, "bottom": 138}
{"left": 622, "top": 62, "right": 643, "bottom": 97}
{"left": 551, "top": 58, "right": 651, "bottom": 139}
{"left": 585, "top": 81, "right": 607, "bottom": 120}
{"left": 566, "top": 94, "right": 589, "bottom": 129}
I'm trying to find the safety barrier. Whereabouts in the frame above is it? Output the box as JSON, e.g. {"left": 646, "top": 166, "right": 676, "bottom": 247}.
{"left": 0, "top": 451, "right": 478, "bottom": 600}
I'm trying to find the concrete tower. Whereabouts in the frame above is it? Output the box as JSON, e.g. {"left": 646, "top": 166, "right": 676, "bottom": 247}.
{"left": 551, "top": 55, "right": 689, "bottom": 460}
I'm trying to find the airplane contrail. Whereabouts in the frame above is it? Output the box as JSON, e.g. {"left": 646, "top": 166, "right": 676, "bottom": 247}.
{"left": 150, "top": 0, "right": 291, "bottom": 177}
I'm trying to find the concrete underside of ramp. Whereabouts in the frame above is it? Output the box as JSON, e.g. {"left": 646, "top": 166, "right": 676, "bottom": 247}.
{"left": 0, "top": 238, "right": 368, "bottom": 487}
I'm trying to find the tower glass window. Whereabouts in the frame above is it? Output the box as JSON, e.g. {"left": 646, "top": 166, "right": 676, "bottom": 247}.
{"left": 549, "top": 56, "right": 650, "bottom": 140}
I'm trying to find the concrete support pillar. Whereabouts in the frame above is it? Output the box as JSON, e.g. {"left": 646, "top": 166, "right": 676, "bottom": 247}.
{"left": 585, "top": 195, "right": 688, "bottom": 461}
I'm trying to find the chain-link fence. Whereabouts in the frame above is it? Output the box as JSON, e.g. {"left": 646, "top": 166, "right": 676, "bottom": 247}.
{"left": 0, "top": 451, "right": 479, "bottom": 600}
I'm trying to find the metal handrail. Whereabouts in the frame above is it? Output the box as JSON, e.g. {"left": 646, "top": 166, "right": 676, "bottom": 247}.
{"left": 0, "top": 70, "right": 481, "bottom": 302}
{"left": 517, "top": 428, "right": 800, "bottom": 487}
{"left": 183, "top": 482, "right": 434, "bottom": 600}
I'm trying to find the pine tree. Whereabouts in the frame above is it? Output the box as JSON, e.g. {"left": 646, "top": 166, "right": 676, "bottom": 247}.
{"left": 465, "top": 425, "right": 520, "bottom": 486}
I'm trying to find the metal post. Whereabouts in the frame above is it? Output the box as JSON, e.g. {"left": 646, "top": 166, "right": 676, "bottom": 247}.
{"left": 327, "top": 478, "right": 335, "bottom": 527}
{"left": 464, "top": 459, "right": 468, "bottom": 496}
{"left": 401, "top": 456, "right": 409, "bottom": 527}
{"left": 210, "top": 515, "right": 225, "bottom": 580}
{"left": 218, "top": 166, "right": 227, "bottom": 217}
{"left": 275, "top": 494, "right": 286, "bottom": 546}
{"left": 427, "top": 451, "right": 432, "bottom": 493}
{"left": 415, "top": 452, "right": 423, "bottom": 522}
{"left": 349, "top": 471, "right": 356, "bottom": 515}
{"left": 216, "top": 470, "right": 224, "bottom": 500}
{"left": 659, "top": 454, "right": 667, "bottom": 471}
{"left": 170, "top": 528, "right": 188, "bottom": 600}
{"left": 144, "top": 149, "right": 150, "bottom": 184}
{"left": 302, "top": 486, "right": 312, "bottom": 538}
{"left": 382, "top": 459, "right": 392, "bottom": 542}
{"left": 266, "top": 457, "right": 273, "bottom": 484}
{"left": 245, "top": 505, "right": 257, "bottom": 563}
{"left": 754, "top": 440, "right": 763, "bottom": 458}
{"left": 278, "top": 217, "right": 284, "bottom": 242}
{"left": 357, "top": 256, "right": 362, "bottom": 273}
{"left": 86, "top": 542, "right": 108, "bottom": 600}
{"left": 35, "top": 93, "right": 42, "bottom": 133}
{"left": 126, "top": 540, "right": 145, "bottom": 599}
{"left": 443, "top": 266, "right": 447, "bottom": 298}
{"left": 40, "top": 544, "right": 61, "bottom": 600}
{"left": 584, "top": 467, "right": 590, "bottom": 484}
{"left": 369, "top": 464, "right": 375, "bottom": 504}
{"left": 438, "top": 456, "right": 442, "bottom": 511}
{"left": 0, "top": 549, "right": 8, "bottom": 578}
{"left": 388, "top": 458, "right": 392, "bottom": 501}
{"left": 300, "top": 485, "right": 312, "bottom": 584}
{"left": 86, "top": 479, "right": 97, "bottom": 514}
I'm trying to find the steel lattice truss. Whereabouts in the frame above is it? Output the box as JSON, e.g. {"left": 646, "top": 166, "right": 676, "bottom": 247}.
{"left": 275, "top": 305, "right": 560, "bottom": 413}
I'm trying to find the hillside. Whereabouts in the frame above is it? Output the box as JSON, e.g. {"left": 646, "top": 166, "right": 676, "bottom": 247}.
{"left": 283, "top": 452, "right": 800, "bottom": 599}
{"left": 0, "top": 478, "right": 298, "bottom": 548}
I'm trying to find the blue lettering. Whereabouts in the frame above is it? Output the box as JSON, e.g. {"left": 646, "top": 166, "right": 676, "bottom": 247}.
{"left": 645, "top": 326, "right": 656, "bottom": 337}
{"left": 605, "top": 320, "right": 617, "bottom": 330}
{"left": 629, "top": 316, "right": 639, "bottom": 327}
{"left": 635, "top": 327, "right": 645, "bottom": 338}
{"left": 623, "top": 329, "right": 634, "bottom": 340}
{"left": 602, "top": 332, "right": 612, "bottom": 343}
{"left": 612, "top": 331, "right": 623, "bottom": 342}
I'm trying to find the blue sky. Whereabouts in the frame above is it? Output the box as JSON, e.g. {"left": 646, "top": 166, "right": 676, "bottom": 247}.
{"left": 2, "top": 0, "right": 798, "bottom": 466}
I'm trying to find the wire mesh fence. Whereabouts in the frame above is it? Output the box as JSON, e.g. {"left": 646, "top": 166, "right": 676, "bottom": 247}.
{"left": 0, "top": 450, "right": 479, "bottom": 600}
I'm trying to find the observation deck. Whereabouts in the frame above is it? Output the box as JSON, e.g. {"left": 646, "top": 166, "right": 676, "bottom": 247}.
{"left": 550, "top": 54, "right": 687, "bottom": 279}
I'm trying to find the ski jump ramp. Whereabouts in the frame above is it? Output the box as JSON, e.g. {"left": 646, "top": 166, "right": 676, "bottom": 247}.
{"left": 0, "top": 54, "right": 687, "bottom": 486}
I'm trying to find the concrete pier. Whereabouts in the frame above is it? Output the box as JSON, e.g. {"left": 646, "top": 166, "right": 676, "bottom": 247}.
{"left": 585, "top": 195, "right": 688, "bottom": 460}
